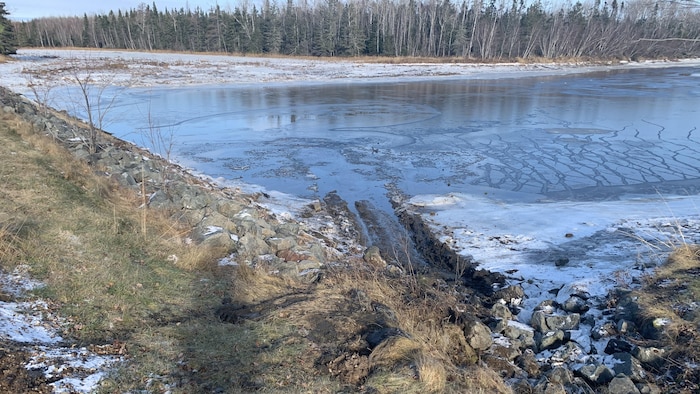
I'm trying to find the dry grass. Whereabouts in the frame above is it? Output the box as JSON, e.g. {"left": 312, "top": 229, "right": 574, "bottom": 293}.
{"left": 0, "top": 110, "right": 237, "bottom": 389}
{"left": 629, "top": 243, "right": 700, "bottom": 391}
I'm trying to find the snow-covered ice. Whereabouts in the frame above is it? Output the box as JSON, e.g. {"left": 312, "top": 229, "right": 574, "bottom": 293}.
{"left": 405, "top": 192, "right": 700, "bottom": 323}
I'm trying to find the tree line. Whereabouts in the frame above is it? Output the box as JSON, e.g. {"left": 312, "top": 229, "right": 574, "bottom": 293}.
{"left": 0, "top": 2, "right": 16, "bottom": 55}
{"left": 10, "top": 0, "right": 700, "bottom": 60}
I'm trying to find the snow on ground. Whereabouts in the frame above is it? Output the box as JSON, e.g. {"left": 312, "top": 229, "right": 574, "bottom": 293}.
{"left": 0, "top": 266, "right": 122, "bottom": 393}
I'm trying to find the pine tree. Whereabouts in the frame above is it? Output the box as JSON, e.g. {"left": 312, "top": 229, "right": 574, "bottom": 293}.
{"left": 0, "top": 2, "right": 17, "bottom": 55}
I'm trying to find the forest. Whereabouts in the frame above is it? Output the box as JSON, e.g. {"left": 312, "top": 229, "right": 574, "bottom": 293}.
{"left": 10, "top": 0, "right": 700, "bottom": 60}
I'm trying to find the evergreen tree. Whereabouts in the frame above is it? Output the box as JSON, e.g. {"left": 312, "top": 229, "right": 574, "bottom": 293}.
{"left": 0, "top": 2, "right": 17, "bottom": 55}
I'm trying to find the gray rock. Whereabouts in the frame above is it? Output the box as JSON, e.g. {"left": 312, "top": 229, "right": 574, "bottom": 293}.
{"left": 491, "top": 302, "right": 513, "bottom": 321}
{"left": 611, "top": 352, "right": 647, "bottom": 383}
{"left": 490, "top": 342, "right": 521, "bottom": 361}
{"left": 591, "top": 322, "right": 617, "bottom": 340}
{"left": 636, "top": 382, "right": 662, "bottom": 394}
{"left": 548, "top": 366, "right": 574, "bottom": 385}
{"left": 631, "top": 346, "right": 665, "bottom": 367}
{"left": 499, "top": 320, "right": 536, "bottom": 350}
{"left": 607, "top": 375, "right": 640, "bottom": 394}
{"left": 575, "top": 362, "right": 614, "bottom": 385}
{"left": 274, "top": 222, "right": 300, "bottom": 237}
{"left": 216, "top": 199, "right": 246, "bottom": 217}
{"left": 267, "top": 237, "right": 297, "bottom": 253}
{"left": 493, "top": 284, "right": 525, "bottom": 304}
{"left": 363, "top": 246, "right": 386, "bottom": 269}
{"left": 605, "top": 338, "right": 633, "bottom": 354}
{"left": 561, "top": 295, "right": 590, "bottom": 313}
{"left": 616, "top": 319, "right": 636, "bottom": 334}
{"left": 545, "top": 313, "right": 580, "bottom": 331}
{"left": 237, "top": 234, "right": 272, "bottom": 257}
{"left": 531, "top": 310, "right": 580, "bottom": 332}
{"left": 516, "top": 348, "right": 540, "bottom": 377}
{"left": 537, "top": 329, "right": 569, "bottom": 351}
{"left": 531, "top": 310, "right": 550, "bottom": 332}
{"left": 550, "top": 342, "right": 585, "bottom": 364}
{"left": 463, "top": 319, "right": 493, "bottom": 352}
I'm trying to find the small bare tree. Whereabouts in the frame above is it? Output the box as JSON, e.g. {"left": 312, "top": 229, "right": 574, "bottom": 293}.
{"left": 26, "top": 73, "right": 55, "bottom": 117}
{"left": 140, "top": 103, "right": 177, "bottom": 189}
{"left": 66, "top": 57, "right": 128, "bottom": 154}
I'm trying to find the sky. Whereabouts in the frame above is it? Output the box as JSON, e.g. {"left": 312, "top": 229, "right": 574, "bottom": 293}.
{"left": 6, "top": 0, "right": 233, "bottom": 20}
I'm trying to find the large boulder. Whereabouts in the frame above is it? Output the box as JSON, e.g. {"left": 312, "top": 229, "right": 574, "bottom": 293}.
{"left": 463, "top": 319, "right": 493, "bottom": 352}
{"left": 607, "top": 375, "right": 641, "bottom": 394}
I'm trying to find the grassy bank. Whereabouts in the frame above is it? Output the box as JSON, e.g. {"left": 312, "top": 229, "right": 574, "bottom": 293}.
{"left": 0, "top": 100, "right": 513, "bottom": 393}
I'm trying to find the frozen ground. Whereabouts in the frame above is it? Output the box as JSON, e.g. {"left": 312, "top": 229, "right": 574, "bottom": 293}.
{"left": 0, "top": 266, "right": 122, "bottom": 393}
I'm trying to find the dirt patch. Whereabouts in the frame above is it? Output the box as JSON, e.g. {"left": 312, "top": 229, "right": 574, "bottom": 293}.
{"left": 0, "top": 341, "right": 51, "bottom": 393}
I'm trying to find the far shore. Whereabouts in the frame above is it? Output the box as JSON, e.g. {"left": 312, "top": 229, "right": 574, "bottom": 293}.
{"left": 3, "top": 48, "right": 700, "bottom": 92}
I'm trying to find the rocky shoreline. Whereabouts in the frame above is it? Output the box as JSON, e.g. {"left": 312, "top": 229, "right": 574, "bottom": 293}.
{"left": 1, "top": 85, "right": 692, "bottom": 393}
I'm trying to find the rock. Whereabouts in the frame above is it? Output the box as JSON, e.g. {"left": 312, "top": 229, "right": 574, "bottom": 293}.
{"left": 550, "top": 342, "right": 584, "bottom": 364}
{"left": 442, "top": 324, "right": 477, "bottom": 365}
{"left": 616, "top": 319, "right": 636, "bottom": 334}
{"left": 545, "top": 313, "right": 580, "bottom": 331}
{"left": 482, "top": 354, "right": 524, "bottom": 379}
{"left": 607, "top": 374, "right": 640, "bottom": 394}
{"left": 490, "top": 340, "right": 521, "bottom": 361}
{"left": 636, "top": 382, "right": 661, "bottom": 394}
{"left": 531, "top": 310, "right": 549, "bottom": 332}
{"left": 463, "top": 319, "right": 493, "bottom": 352}
{"left": 548, "top": 366, "right": 574, "bottom": 385}
{"left": 276, "top": 249, "right": 309, "bottom": 262}
{"left": 516, "top": 348, "right": 540, "bottom": 376}
{"left": 3, "top": 105, "right": 14, "bottom": 113}
{"left": 492, "top": 284, "right": 525, "bottom": 304}
{"left": 216, "top": 199, "right": 246, "bottom": 217}
{"left": 591, "top": 322, "right": 617, "bottom": 340}
{"left": 575, "top": 362, "right": 614, "bottom": 385}
{"left": 611, "top": 352, "right": 647, "bottom": 383}
{"left": 605, "top": 338, "right": 633, "bottom": 354}
{"left": 531, "top": 310, "right": 580, "bottom": 332}
{"left": 631, "top": 346, "right": 665, "bottom": 367}
{"left": 561, "top": 295, "right": 590, "bottom": 313}
{"left": 267, "top": 237, "right": 297, "bottom": 253}
{"left": 537, "top": 329, "right": 569, "bottom": 351}
{"left": 491, "top": 302, "right": 513, "bottom": 321}
{"left": 555, "top": 257, "right": 570, "bottom": 267}
{"left": 533, "top": 379, "right": 568, "bottom": 394}
{"left": 274, "top": 222, "right": 300, "bottom": 237}
{"left": 237, "top": 234, "right": 272, "bottom": 257}
{"left": 363, "top": 246, "right": 387, "bottom": 269}
{"left": 499, "top": 320, "right": 536, "bottom": 350}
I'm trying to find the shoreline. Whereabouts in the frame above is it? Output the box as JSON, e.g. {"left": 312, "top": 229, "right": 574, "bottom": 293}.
{"left": 4, "top": 48, "right": 700, "bottom": 92}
